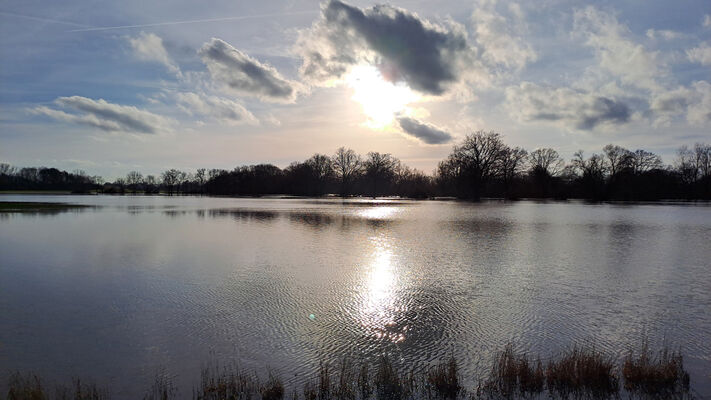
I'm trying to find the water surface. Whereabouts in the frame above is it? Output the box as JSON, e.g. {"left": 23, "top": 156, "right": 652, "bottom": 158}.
{"left": 1, "top": 195, "right": 710, "bottom": 397}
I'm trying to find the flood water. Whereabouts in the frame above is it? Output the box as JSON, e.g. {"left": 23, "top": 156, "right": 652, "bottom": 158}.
{"left": 1, "top": 195, "right": 710, "bottom": 398}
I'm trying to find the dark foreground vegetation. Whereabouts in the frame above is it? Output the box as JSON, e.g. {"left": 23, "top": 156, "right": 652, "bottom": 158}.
{"left": 2, "top": 132, "right": 710, "bottom": 201}
{"left": 0, "top": 202, "right": 90, "bottom": 212}
{"left": 4, "top": 342, "right": 692, "bottom": 400}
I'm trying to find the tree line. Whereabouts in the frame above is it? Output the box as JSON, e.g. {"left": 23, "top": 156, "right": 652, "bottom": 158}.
{"left": 2, "top": 131, "right": 710, "bottom": 200}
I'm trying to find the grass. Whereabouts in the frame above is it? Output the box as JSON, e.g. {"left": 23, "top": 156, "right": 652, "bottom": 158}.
{"left": 4, "top": 343, "right": 693, "bottom": 400}
{"left": 5, "top": 373, "right": 108, "bottom": 400}
{"left": 544, "top": 346, "right": 619, "bottom": 398}
{"left": 477, "top": 344, "right": 544, "bottom": 397}
{"left": 622, "top": 342, "right": 690, "bottom": 396}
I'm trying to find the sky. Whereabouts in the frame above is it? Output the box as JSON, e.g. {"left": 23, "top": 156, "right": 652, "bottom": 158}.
{"left": 1, "top": 0, "right": 710, "bottom": 179}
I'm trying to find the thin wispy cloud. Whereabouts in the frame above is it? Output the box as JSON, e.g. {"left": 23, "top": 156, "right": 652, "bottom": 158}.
{"left": 65, "top": 10, "right": 318, "bottom": 33}
{"left": 0, "top": 11, "right": 92, "bottom": 28}
{"left": 31, "top": 96, "right": 172, "bottom": 134}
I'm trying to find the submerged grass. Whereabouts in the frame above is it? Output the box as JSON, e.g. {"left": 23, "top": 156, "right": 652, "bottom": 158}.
{"left": 5, "top": 373, "right": 108, "bottom": 400}
{"left": 545, "top": 345, "right": 619, "bottom": 398}
{"left": 622, "top": 342, "right": 690, "bottom": 397}
{"left": 4, "top": 343, "right": 693, "bottom": 400}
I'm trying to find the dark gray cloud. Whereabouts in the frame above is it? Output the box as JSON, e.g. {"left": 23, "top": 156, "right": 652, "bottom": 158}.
{"left": 32, "top": 96, "right": 171, "bottom": 133}
{"left": 397, "top": 116, "right": 452, "bottom": 144}
{"left": 577, "top": 97, "right": 630, "bottom": 130}
{"left": 298, "top": 0, "right": 473, "bottom": 95}
{"left": 199, "top": 38, "right": 300, "bottom": 102}
{"left": 506, "top": 82, "right": 632, "bottom": 131}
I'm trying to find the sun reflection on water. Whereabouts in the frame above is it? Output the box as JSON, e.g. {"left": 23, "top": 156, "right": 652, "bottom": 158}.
{"left": 358, "top": 236, "right": 407, "bottom": 343}
{"left": 358, "top": 206, "right": 397, "bottom": 220}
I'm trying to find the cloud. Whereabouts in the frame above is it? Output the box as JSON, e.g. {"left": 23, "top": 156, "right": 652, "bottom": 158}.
{"left": 199, "top": 38, "right": 300, "bottom": 102}
{"left": 705, "top": 14, "right": 711, "bottom": 28}
{"left": 470, "top": 0, "right": 537, "bottom": 72}
{"left": 574, "top": 6, "right": 663, "bottom": 91}
{"left": 129, "top": 32, "right": 180, "bottom": 74}
{"left": 396, "top": 116, "right": 452, "bottom": 144}
{"left": 32, "top": 96, "right": 171, "bottom": 133}
{"left": 505, "top": 82, "right": 631, "bottom": 130}
{"left": 687, "top": 42, "right": 711, "bottom": 66}
{"left": 645, "top": 29, "right": 684, "bottom": 41}
{"left": 687, "top": 81, "right": 711, "bottom": 125}
{"left": 651, "top": 81, "right": 711, "bottom": 126}
{"left": 296, "top": 0, "right": 479, "bottom": 95}
{"left": 175, "top": 92, "right": 258, "bottom": 125}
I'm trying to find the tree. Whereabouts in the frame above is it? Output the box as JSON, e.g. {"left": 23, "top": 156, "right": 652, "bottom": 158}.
{"left": 439, "top": 130, "right": 507, "bottom": 199}
{"left": 571, "top": 150, "right": 607, "bottom": 199}
{"left": 0, "top": 163, "right": 15, "bottom": 176}
{"left": 195, "top": 168, "right": 207, "bottom": 192}
{"left": 628, "top": 150, "right": 663, "bottom": 175}
{"left": 529, "top": 148, "right": 564, "bottom": 177}
{"left": 602, "top": 144, "right": 632, "bottom": 178}
{"left": 498, "top": 146, "right": 528, "bottom": 198}
{"left": 161, "top": 169, "right": 181, "bottom": 194}
{"left": 363, "top": 152, "right": 400, "bottom": 197}
{"left": 332, "top": 147, "right": 362, "bottom": 196}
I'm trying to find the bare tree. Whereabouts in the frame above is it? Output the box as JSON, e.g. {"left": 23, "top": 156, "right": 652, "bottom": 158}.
{"left": 628, "top": 149, "right": 663, "bottom": 175}
{"left": 332, "top": 147, "right": 362, "bottom": 196}
{"left": 694, "top": 143, "right": 711, "bottom": 178}
{"left": 603, "top": 144, "right": 632, "bottom": 177}
{"left": 0, "top": 163, "right": 16, "bottom": 175}
{"left": 161, "top": 169, "right": 181, "bottom": 194}
{"left": 126, "top": 171, "right": 144, "bottom": 186}
{"left": 195, "top": 168, "right": 207, "bottom": 187}
{"left": 445, "top": 130, "right": 507, "bottom": 198}
{"left": 305, "top": 154, "right": 334, "bottom": 181}
{"left": 571, "top": 150, "right": 607, "bottom": 178}
{"left": 676, "top": 146, "right": 698, "bottom": 184}
{"left": 364, "top": 152, "right": 400, "bottom": 197}
{"left": 528, "top": 148, "right": 564, "bottom": 177}
{"left": 498, "top": 146, "right": 528, "bottom": 198}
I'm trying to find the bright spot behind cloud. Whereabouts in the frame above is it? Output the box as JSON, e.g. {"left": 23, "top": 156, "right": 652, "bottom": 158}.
{"left": 345, "top": 65, "right": 420, "bottom": 129}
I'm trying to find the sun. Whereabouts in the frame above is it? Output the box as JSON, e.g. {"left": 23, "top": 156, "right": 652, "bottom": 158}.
{"left": 345, "top": 65, "right": 420, "bottom": 129}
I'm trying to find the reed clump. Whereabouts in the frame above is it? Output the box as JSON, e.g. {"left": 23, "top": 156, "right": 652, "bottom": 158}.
{"left": 477, "top": 344, "right": 544, "bottom": 398}
{"left": 6, "top": 373, "right": 108, "bottom": 400}
{"left": 193, "top": 363, "right": 257, "bottom": 400}
{"left": 545, "top": 346, "right": 619, "bottom": 398}
{"left": 5, "top": 342, "right": 694, "bottom": 400}
{"left": 622, "top": 343, "right": 690, "bottom": 396}
{"left": 426, "top": 357, "right": 461, "bottom": 399}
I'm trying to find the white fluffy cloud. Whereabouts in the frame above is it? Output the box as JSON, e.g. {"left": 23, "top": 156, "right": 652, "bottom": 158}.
{"left": 129, "top": 32, "right": 180, "bottom": 74}
{"left": 199, "top": 38, "right": 301, "bottom": 102}
{"left": 505, "top": 82, "right": 632, "bottom": 130}
{"left": 32, "top": 96, "right": 171, "bottom": 134}
{"left": 470, "top": 0, "right": 537, "bottom": 72}
{"left": 687, "top": 42, "right": 711, "bottom": 66}
{"left": 175, "top": 92, "right": 258, "bottom": 125}
{"left": 641, "top": 81, "right": 711, "bottom": 126}
{"left": 574, "top": 6, "right": 664, "bottom": 91}
{"left": 645, "top": 29, "right": 684, "bottom": 41}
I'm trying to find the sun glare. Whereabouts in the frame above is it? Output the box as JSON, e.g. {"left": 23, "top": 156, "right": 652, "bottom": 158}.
{"left": 345, "top": 65, "right": 420, "bottom": 129}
